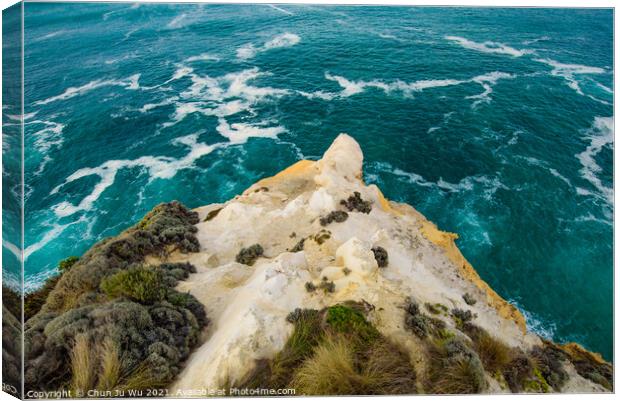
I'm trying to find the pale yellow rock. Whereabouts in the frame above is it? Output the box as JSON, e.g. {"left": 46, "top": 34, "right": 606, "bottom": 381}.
{"left": 168, "top": 133, "right": 607, "bottom": 395}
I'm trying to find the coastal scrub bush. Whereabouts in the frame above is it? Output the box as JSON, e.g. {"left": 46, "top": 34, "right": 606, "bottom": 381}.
{"left": 340, "top": 191, "right": 372, "bottom": 214}
{"left": 23, "top": 202, "right": 206, "bottom": 393}
{"left": 452, "top": 308, "right": 476, "bottom": 328}
{"left": 404, "top": 299, "right": 446, "bottom": 339}
{"left": 462, "top": 293, "right": 477, "bottom": 306}
{"left": 529, "top": 341, "right": 569, "bottom": 390}
{"left": 561, "top": 343, "right": 612, "bottom": 391}
{"left": 101, "top": 266, "right": 167, "bottom": 304}
{"left": 59, "top": 256, "right": 80, "bottom": 273}
{"left": 235, "top": 244, "right": 264, "bottom": 265}
{"left": 319, "top": 210, "right": 348, "bottom": 226}
{"left": 371, "top": 246, "right": 388, "bottom": 267}
{"left": 426, "top": 337, "right": 487, "bottom": 394}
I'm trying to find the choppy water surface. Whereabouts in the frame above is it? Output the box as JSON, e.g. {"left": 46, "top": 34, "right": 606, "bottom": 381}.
{"left": 7, "top": 4, "right": 613, "bottom": 359}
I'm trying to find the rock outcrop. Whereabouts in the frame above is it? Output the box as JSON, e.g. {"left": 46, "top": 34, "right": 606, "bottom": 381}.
{"left": 165, "top": 134, "right": 612, "bottom": 394}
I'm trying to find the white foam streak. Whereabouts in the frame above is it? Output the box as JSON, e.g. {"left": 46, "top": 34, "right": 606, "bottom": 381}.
{"left": 216, "top": 118, "right": 286, "bottom": 144}
{"left": 267, "top": 4, "right": 294, "bottom": 15}
{"left": 534, "top": 58, "right": 605, "bottom": 96}
{"left": 576, "top": 117, "right": 614, "bottom": 205}
{"left": 237, "top": 32, "right": 300, "bottom": 60}
{"left": 186, "top": 53, "right": 220, "bottom": 62}
{"left": 445, "top": 36, "right": 532, "bottom": 57}
{"left": 322, "top": 71, "right": 513, "bottom": 103}
{"left": 34, "top": 74, "right": 141, "bottom": 105}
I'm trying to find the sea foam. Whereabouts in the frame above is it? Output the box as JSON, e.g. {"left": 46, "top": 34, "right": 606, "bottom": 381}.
{"left": 445, "top": 35, "right": 533, "bottom": 57}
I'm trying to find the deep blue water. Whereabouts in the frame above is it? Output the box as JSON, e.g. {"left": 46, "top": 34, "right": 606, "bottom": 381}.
{"left": 6, "top": 4, "right": 614, "bottom": 359}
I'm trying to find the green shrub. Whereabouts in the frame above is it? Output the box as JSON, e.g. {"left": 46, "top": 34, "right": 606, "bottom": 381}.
{"left": 59, "top": 256, "right": 79, "bottom": 273}
{"left": 326, "top": 305, "right": 380, "bottom": 343}
{"left": 101, "top": 266, "right": 167, "bottom": 303}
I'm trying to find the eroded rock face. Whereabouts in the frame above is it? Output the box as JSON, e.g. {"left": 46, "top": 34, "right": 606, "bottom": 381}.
{"left": 167, "top": 134, "right": 610, "bottom": 395}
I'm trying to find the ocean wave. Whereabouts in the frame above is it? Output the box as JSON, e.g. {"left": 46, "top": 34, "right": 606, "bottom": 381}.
{"left": 371, "top": 161, "right": 506, "bottom": 198}
{"left": 185, "top": 53, "right": 220, "bottom": 63}
{"left": 2, "top": 240, "right": 20, "bottom": 260}
{"left": 236, "top": 32, "right": 300, "bottom": 60}
{"left": 216, "top": 118, "right": 286, "bottom": 144}
{"left": 34, "top": 74, "right": 141, "bottom": 105}
{"left": 49, "top": 118, "right": 287, "bottom": 220}
{"left": 522, "top": 36, "right": 550, "bottom": 45}
{"left": 445, "top": 35, "right": 533, "bottom": 57}
{"left": 575, "top": 116, "right": 613, "bottom": 205}
{"left": 534, "top": 58, "right": 606, "bottom": 96}
{"left": 24, "top": 215, "right": 88, "bottom": 260}
{"left": 320, "top": 70, "right": 514, "bottom": 104}
{"left": 512, "top": 300, "right": 557, "bottom": 340}
{"left": 467, "top": 72, "right": 515, "bottom": 107}
{"left": 160, "top": 67, "right": 288, "bottom": 127}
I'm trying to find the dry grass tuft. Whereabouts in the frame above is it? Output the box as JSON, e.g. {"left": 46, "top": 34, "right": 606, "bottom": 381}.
{"left": 70, "top": 334, "right": 96, "bottom": 393}
{"left": 97, "top": 338, "right": 121, "bottom": 390}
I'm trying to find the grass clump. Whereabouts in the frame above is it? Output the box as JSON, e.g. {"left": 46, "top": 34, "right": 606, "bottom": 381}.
{"left": 241, "top": 304, "right": 416, "bottom": 395}
{"left": 371, "top": 246, "right": 388, "bottom": 268}
{"left": 463, "top": 323, "right": 511, "bottom": 374}
{"left": 235, "top": 244, "right": 264, "bottom": 266}
{"left": 101, "top": 266, "right": 167, "bottom": 303}
{"left": 319, "top": 210, "right": 348, "bottom": 226}
{"left": 340, "top": 191, "right": 372, "bottom": 214}
{"left": 305, "top": 282, "right": 316, "bottom": 292}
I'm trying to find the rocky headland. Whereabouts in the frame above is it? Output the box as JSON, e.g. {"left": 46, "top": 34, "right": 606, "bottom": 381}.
{"left": 16, "top": 134, "right": 612, "bottom": 396}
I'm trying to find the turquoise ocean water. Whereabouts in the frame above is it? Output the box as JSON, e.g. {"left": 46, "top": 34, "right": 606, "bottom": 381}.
{"left": 4, "top": 4, "right": 614, "bottom": 359}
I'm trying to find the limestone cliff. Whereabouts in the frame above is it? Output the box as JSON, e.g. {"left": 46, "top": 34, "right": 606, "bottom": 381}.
{"left": 163, "top": 134, "right": 611, "bottom": 395}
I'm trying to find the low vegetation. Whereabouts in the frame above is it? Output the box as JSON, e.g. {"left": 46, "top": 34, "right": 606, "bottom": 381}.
{"left": 235, "top": 244, "right": 264, "bottom": 266}
{"left": 371, "top": 246, "right": 388, "bottom": 268}
{"left": 240, "top": 303, "right": 416, "bottom": 395}
{"left": 340, "top": 191, "right": 372, "bottom": 214}
{"left": 23, "top": 201, "right": 207, "bottom": 393}
{"left": 319, "top": 210, "right": 348, "bottom": 226}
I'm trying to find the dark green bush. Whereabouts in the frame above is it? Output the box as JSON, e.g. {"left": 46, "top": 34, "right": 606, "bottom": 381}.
{"left": 235, "top": 244, "right": 264, "bottom": 265}
{"left": 371, "top": 246, "right": 388, "bottom": 267}
{"left": 340, "top": 191, "right": 372, "bottom": 214}
{"left": 319, "top": 210, "right": 348, "bottom": 226}
{"left": 59, "top": 256, "right": 79, "bottom": 273}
